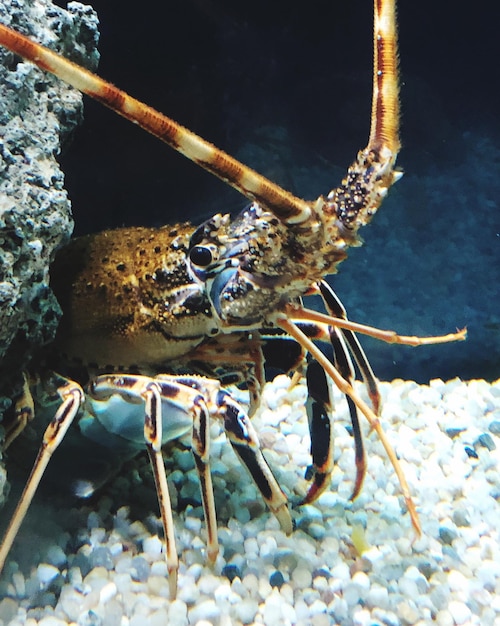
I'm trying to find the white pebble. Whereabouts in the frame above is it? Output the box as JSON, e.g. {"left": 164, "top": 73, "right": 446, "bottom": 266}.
{"left": 188, "top": 599, "right": 221, "bottom": 623}
{"left": 234, "top": 598, "right": 258, "bottom": 624}
{"left": 185, "top": 516, "right": 202, "bottom": 535}
{"left": 366, "top": 584, "right": 389, "bottom": 610}
{"left": 143, "top": 535, "right": 163, "bottom": 558}
{"left": 292, "top": 567, "right": 313, "bottom": 589}
{"left": 447, "top": 600, "right": 472, "bottom": 625}
{"left": 37, "top": 564, "right": 59, "bottom": 585}
{"left": 351, "top": 571, "right": 370, "bottom": 596}
{"left": 447, "top": 569, "right": 469, "bottom": 593}
{"left": 99, "top": 581, "right": 117, "bottom": 603}
{"left": 37, "top": 618, "right": 68, "bottom": 626}
{"left": 168, "top": 600, "right": 188, "bottom": 626}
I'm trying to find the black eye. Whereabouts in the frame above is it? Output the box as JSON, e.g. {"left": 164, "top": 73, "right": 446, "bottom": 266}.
{"left": 189, "top": 245, "right": 213, "bottom": 267}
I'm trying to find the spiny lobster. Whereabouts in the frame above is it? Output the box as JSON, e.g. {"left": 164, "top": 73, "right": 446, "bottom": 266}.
{"left": 0, "top": 0, "right": 465, "bottom": 598}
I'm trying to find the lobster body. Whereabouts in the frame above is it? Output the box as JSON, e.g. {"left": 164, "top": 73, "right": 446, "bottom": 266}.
{"left": 50, "top": 224, "right": 214, "bottom": 372}
{"left": 0, "top": 0, "right": 465, "bottom": 599}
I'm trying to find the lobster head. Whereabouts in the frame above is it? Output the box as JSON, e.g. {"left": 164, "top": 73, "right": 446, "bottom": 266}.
{"left": 186, "top": 201, "right": 348, "bottom": 328}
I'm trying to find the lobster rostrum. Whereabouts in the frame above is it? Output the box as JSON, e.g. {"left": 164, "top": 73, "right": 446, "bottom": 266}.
{"left": 0, "top": 0, "right": 465, "bottom": 598}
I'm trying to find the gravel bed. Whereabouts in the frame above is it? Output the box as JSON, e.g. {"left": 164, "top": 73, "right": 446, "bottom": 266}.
{"left": 0, "top": 375, "right": 499, "bottom": 626}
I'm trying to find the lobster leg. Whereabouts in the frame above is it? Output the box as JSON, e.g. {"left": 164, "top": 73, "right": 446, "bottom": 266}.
{"left": 91, "top": 373, "right": 220, "bottom": 597}
{"left": 303, "top": 359, "right": 335, "bottom": 504}
{"left": 277, "top": 316, "right": 422, "bottom": 535}
{"left": 142, "top": 382, "right": 179, "bottom": 599}
{"left": 0, "top": 375, "right": 83, "bottom": 573}
{"left": 3, "top": 373, "right": 35, "bottom": 450}
{"left": 219, "top": 389, "right": 293, "bottom": 535}
{"left": 288, "top": 303, "right": 466, "bottom": 347}
{"left": 187, "top": 392, "right": 218, "bottom": 564}
{"left": 328, "top": 328, "right": 367, "bottom": 502}
{"left": 318, "top": 280, "right": 381, "bottom": 415}
{"left": 289, "top": 315, "right": 368, "bottom": 503}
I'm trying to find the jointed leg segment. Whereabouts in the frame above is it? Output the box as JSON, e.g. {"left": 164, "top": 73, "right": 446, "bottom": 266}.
{"left": 0, "top": 376, "right": 84, "bottom": 573}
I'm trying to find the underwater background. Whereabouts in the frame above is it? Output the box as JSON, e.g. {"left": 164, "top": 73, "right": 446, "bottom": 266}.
{"left": 1, "top": 3, "right": 500, "bottom": 625}
{"left": 57, "top": 0, "right": 499, "bottom": 383}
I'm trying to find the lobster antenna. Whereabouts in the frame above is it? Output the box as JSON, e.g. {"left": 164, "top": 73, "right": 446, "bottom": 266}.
{"left": 0, "top": 0, "right": 399, "bottom": 226}
{"left": 369, "top": 0, "right": 400, "bottom": 153}
{"left": 0, "top": 22, "right": 311, "bottom": 224}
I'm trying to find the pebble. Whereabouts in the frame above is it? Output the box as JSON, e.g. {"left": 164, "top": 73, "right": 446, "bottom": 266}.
{"left": 291, "top": 567, "right": 313, "bottom": 590}
{"left": 89, "top": 547, "right": 114, "bottom": 571}
{"left": 222, "top": 564, "right": 242, "bottom": 582}
{"left": 142, "top": 535, "right": 163, "bottom": 558}
{"left": 448, "top": 600, "right": 472, "bottom": 625}
{"left": 234, "top": 598, "right": 258, "bottom": 624}
{"left": 269, "top": 570, "right": 285, "bottom": 588}
{"left": 188, "top": 599, "right": 221, "bottom": 624}
{"left": 476, "top": 432, "right": 496, "bottom": 450}
{"left": 488, "top": 419, "right": 500, "bottom": 434}
{"left": 37, "top": 563, "right": 60, "bottom": 585}
{"left": 0, "top": 598, "right": 18, "bottom": 625}
{"left": 439, "top": 524, "right": 459, "bottom": 544}
{"left": 1, "top": 377, "right": 499, "bottom": 625}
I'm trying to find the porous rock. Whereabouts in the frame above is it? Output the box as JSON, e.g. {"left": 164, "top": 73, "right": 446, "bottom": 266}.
{"left": 0, "top": 0, "right": 99, "bottom": 503}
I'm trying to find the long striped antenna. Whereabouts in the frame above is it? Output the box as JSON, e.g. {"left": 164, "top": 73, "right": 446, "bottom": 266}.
{"left": 0, "top": 21, "right": 311, "bottom": 225}
{"left": 322, "top": 0, "right": 401, "bottom": 238}
{"left": 0, "top": 0, "right": 400, "bottom": 233}
{"left": 370, "top": 0, "right": 400, "bottom": 153}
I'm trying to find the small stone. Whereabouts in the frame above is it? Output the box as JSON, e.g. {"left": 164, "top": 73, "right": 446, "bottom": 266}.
{"left": 12, "top": 571, "right": 25, "bottom": 597}
{"left": 275, "top": 548, "right": 298, "bottom": 570}
{"left": 58, "top": 587, "right": 83, "bottom": 622}
{"left": 430, "top": 584, "right": 450, "bottom": 611}
{"left": 234, "top": 598, "right": 258, "bottom": 624}
{"left": 435, "top": 610, "right": 454, "bottom": 626}
{"left": 352, "top": 608, "right": 372, "bottom": 626}
{"left": 168, "top": 600, "right": 188, "bottom": 626}
{"left": 89, "top": 547, "right": 114, "bottom": 571}
{"left": 37, "top": 563, "right": 59, "bottom": 585}
{"left": 269, "top": 570, "right": 285, "bottom": 588}
{"left": 417, "top": 560, "right": 437, "bottom": 580}
{"left": 488, "top": 419, "right": 500, "bottom": 434}
{"left": 366, "top": 584, "right": 389, "bottom": 610}
{"left": 397, "top": 600, "right": 419, "bottom": 624}
{"left": 291, "top": 567, "right": 312, "bottom": 589}
{"left": 87, "top": 511, "right": 102, "bottom": 530}
{"left": 330, "top": 596, "right": 349, "bottom": 622}
{"left": 150, "top": 609, "right": 170, "bottom": 626}
{"left": 398, "top": 576, "right": 419, "bottom": 598}
{"left": 0, "top": 598, "right": 18, "bottom": 625}
{"left": 343, "top": 582, "right": 361, "bottom": 608}
{"left": 439, "top": 525, "right": 458, "bottom": 545}
{"left": 71, "top": 552, "right": 91, "bottom": 577}
{"left": 445, "top": 427, "right": 465, "bottom": 439}
{"left": 312, "top": 567, "right": 331, "bottom": 580}
{"left": 222, "top": 564, "right": 242, "bottom": 582}
{"left": 142, "top": 535, "right": 163, "bottom": 558}
{"left": 188, "top": 599, "right": 221, "bottom": 624}
{"left": 130, "top": 556, "right": 150, "bottom": 582}
{"left": 263, "top": 590, "right": 292, "bottom": 624}
{"left": 447, "top": 569, "right": 470, "bottom": 593}
{"left": 464, "top": 446, "right": 478, "bottom": 458}
{"left": 476, "top": 432, "right": 496, "bottom": 451}
{"left": 184, "top": 516, "right": 202, "bottom": 535}
{"left": 452, "top": 508, "right": 470, "bottom": 527}
{"left": 99, "top": 581, "right": 117, "bottom": 603}
{"left": 38, "top": 617, "right": 69, "bottom": 626}
{"left": 311, "top": 613, "right": 330, "bottom": 626}
{"left": 45, "top": 545, "right": 68, "bottom": 568}
{"left": 448, "top": 600, "right": 472, "bottom": 625}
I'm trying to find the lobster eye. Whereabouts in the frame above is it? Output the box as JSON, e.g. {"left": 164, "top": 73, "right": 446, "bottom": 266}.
{"left": 189, "top": 245, "right": 213, "bottom": 267}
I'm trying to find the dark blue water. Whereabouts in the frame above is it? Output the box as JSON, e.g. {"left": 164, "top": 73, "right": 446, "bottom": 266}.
{"left": 58, "top": 0, "right": 500, "bottom": 383}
